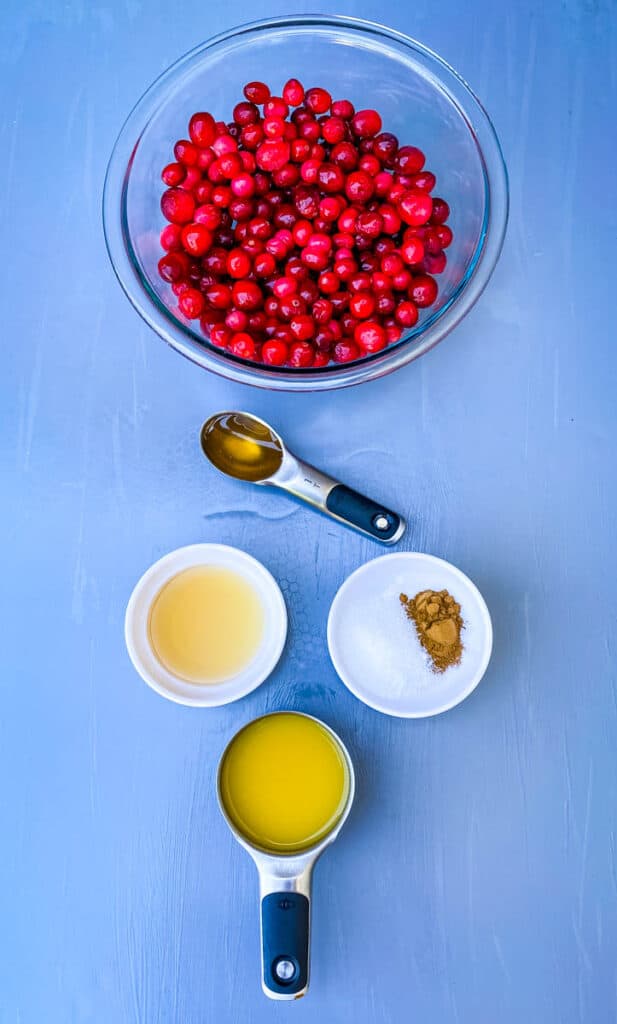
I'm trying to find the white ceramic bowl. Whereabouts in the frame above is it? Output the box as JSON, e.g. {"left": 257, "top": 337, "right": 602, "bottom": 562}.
{"left": 125, "top": 543, "right": 287, "bottom": 706}
{"left": 327, "top": 552, "right": 492, "bottom": 718}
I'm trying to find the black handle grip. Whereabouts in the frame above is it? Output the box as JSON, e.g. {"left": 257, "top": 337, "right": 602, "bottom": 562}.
{"left": 261, "top": 892, "right": 309, "bottom": 997}
{"left": 325, "top": 484, "right": 405, "bottom": 543}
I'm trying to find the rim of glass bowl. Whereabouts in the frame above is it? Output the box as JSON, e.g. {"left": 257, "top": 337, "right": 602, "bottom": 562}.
{"left": 103, "top": 14, "right": 508, "bottom": 392}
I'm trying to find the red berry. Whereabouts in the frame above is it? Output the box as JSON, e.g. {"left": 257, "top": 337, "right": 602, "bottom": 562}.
{"left": 212, "top": 134, "right": 238, "bottom": 157}
{"left": 318, "top": 163, "right": 345, "bottom": 194}
{"left": 230, "top": 172, "right": 255, "bottom": 198}
{"left": 189, "top": 112, "right": 216, "bottom": 147}
{"left": 283, "top": 78, "right": 305, "bottom": 106}
{"left": 232, "top": 280, "right": 263, "bottom": 310}
{"left": 262, "top": 339, "right": 289, "bottom": 365}
{"left": 430, "top": 198, "right": 450, "bottom": 224}
{"left": 395, "top": 146, "right": 425, "bottom": 174}
{"left": 305, "top": 87, "right": 331, "bottom": 114}
{"left": 205, "top": 283, "right": 233, "bottom": 309}
{"left": 354, "top": 320, "right": 386, "bottom": 353}
{"left": 160, "top": 224, "right": 183, "bottom": 251}
{"left": 331, "top": 141, "right": 358, "bottom": 172}
{"left": 373, "top": 132, "right": 399, "bottom": 163}
{"left": 174, "top": 139, "right": 199, "bottom": 165}
{"left": 421, "top": 250, "right": 447, "bottom": 274}
{"left": 400, "top": 237, "right": 425, "bottom": 265}
{"left": 409, "top": 170, "right": 436, "bottom": 192}
{"left": 228, "top": 332, "right": 256, "bottom": 359}
{"left": 233, "top": 101, "right": 260, "bottom": 126}
{"left": 162, "top": 162, "right": 186, "bottom": 186}
{"left": 179, "top": 287, "right": 205, "bottom": 318}
{"left": 161, "top": 188, "right": 196, "bottom": 224}
{"left": 181, "top": 222, "right": 213, "bottom": 257}
{"left": 241, "top": 123, "right": 264, "bottom": 150}
{"left": 158, "top": 251, "right": 190, "bottom": 282}
{"left": 227, "top": 248, "right": 252, "bottom": 279}
{"left": 331, "top": 99, "right": 355, "bottom": 120}
{"left": 350, "top": 291, "right": 376, "bottom": 319}
{"left": 398, "top": 189, "right": 433, "bottom": 226}
{"left": 225, "top": 309, "right": 249, "bottom": 331}
{"left": 352, "top": 109, "right": 382, "bottom": 138}
{"left": 345, "top": 171, "right": 374, "bottom": 203}
{"left": 356, "top": 210, "right": 383, "bottom": 238}
{"left": 394, "top": 300, "right": 419, "bottom": 328}
{"left": 288, "top": 341, "right": 315, "bottom": 367}
{"left": 313, "top": 351, "right": 330, "bottom": 367}
{"left": 273, "top": 276, "right": 298, "bottom": 298}
{"left": 256, "top": 140, "right": 291, "bottom": 172}
{"left": 243, "top": 81, "right": 270, "bottom": 104}
{"left": 194, "top": 203, "right": 222, "bottom": 230}
{"left": 253, "top": 252, "right": 276, "bottom": 277}
{"left": 333, "top": 339, "right": 361, "bottom": 363}
{"left": 208, "top": 323, "right": 231, "bottom": 348}
{"left": 435, "top": 224, "right": 453, "bottom": 248}
{"left": 289, "top": 314, "right": 315, "bottom": 341}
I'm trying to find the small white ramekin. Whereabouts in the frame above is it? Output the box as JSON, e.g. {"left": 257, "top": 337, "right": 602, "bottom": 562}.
{"left": 125, "top": 543, "right": 287, "bottom": 707}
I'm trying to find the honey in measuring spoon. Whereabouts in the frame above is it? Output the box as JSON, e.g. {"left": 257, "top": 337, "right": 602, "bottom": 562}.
{"left": 201, "top": 412, "right": 283, "bottom": 483}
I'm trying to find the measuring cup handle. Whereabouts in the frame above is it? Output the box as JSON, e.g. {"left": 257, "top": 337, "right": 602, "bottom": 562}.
{"left": 261, "top": 892, "right": 310, "bottom": 998}
{"left": 325, "top": 484, "right": 405, "bottom": 543}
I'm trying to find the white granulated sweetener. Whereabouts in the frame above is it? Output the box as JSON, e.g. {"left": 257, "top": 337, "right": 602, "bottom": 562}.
{"left": 337, "top": 581, "right": 439, "bottom": 699}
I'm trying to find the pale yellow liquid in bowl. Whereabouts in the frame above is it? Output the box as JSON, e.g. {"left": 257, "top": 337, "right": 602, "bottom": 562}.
{"left": 219, "top": 713, "right": 350, "bottom": 854}
{"left": 148, "top": 565, "right": 264, "bottom": 684}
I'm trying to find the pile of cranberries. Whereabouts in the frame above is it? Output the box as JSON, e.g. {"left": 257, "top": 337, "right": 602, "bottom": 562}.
{"left": 158, "top": 79, "right": 452, "bottom": 369}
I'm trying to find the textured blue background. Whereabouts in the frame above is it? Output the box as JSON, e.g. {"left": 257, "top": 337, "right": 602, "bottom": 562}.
{"left": 2, "top": 1, "right": 616, "bottom": 1021}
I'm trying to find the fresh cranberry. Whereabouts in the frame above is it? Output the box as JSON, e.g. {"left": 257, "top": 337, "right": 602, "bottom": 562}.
{"left": 313, "top": 298, "right": 333, "bottom": 323}
{"left": 352, "top": 109, "right": 382, "bottom": 138}
{"left": 179, "top": 287, "right": 205, "bottom": 318}
{"left": 161, "top": 188, "right": 195, "bottom": 224}
{"left": 232, "top": 280, "right": 263, "bottom": 310}
{"left": 243, "top": 81, "right": 270, "bottom": 104}
{"left": 174, "top": 139, "right": 198, "bottom": 166}
{"left": 345, "top": 171, "right": 374, "bottom": 203}
{"left": 355, "top": 321, "right": 386, "bottom": 353}
{"left": 372, "top": 132, "right": 398, "bottom": 164}
{"left": 293, "top": 184, "right": 320, "bottom": 219}
{"left": 349, "top": 272, "right": 372, "bottom": 294}
{"left": 161, "top": 162, "right": 186, "bottom": 186}
{"left": 241, "top": 123, "right": 264, "bottom": 150}
{"left": 256, "top": 140, "right": 290, "bottom": 171}
{"left": 189, "top": 112, "right": 216, "bottom": 147}
{"left": 317, "top": 163, "right": 345, "bottom": 194}
{"left": 394, "top": 300, "right": 419, "bottom": 328}
{"left": 430, "top": 197, "right": 450, "bottom": 224}
{"left": 423, "top": 227, "right": 443, "bottom": 255}
{"left": 330, "top": 141, "right": 358, "bottom": 171}
{"left": 395, "top": 146, "right": 425, "bottom": 174}
{"left": 228, "top": 332, "right": 257, "bottom": 359}
{"left": 356, "top": 210, "right": 383, "bottom": 238}
{"left": 211, "top": 185, "right": 232, "bottom": 207}
{"left": 384, "top": 320, "right": 403, "bottom": 344}
{"left": 283, "top": 78, "right": 305, "bottom": 106}
{"left": 421, "top": 251, "right": 447, "bottom": 274}
{"left": 291, "top": 138, "right": 311, "bottom": 163}
{"left": 298, "top": 280, "right": 319, "bottom": 306}
{"left": 320, "top": 116, "right": 345, "bottom": 144}
{"left": 253, "top": 252, "right": 276, "bottom": 277}
{"left": 350, "top": 291, "right": 376, "bottom": 319}
{"left": 435, "top": 224, "right": 453, "bottom": 248}
{"left": 318, "top": 271, "right": 339, "bottom": 294}
{"left": 358, "top": 154, "right": 381, "bottom": 177}
{"left": 181, "top": 223, "right": 213, "bottom": 257}
{"left": 262, "top": 339, "right": 289, "bottom": 365}
{"left": 331, "top": 98, "right": 355, "bottom": 120}
{"left": 313, "top": 351, "right": 330, "bottom": 367}
{"left": 208, "top": 323, "right": 231, "bottom": 347}
{"left": 225, "top": 309, "right": 249, "bottom": 331}
{"left": 160, "top": 224, "right": 183, "bottom": 251}
{"left": 273, "top": 163, "right": 300, "bottom": 187}
{"left": 305, "top": 87, "right": 331, "bottom": 114}
{"left": 333, "top": 339, "right": 361, "bottom": 363}
{"left": 279, "top": 295, "right": 307, "bottom": 321}
{"left": 400, "top": 237, "right": 425, "bottom": 265}
{"left": 205, "top": 283, "right": 233, "bottom": 309}
{"left": 229, "top": 172, "right": 255, "bottom": 198}
{"left": 409, "top": 170, "right": 436, "bottom": 192}
{"left": 298, "top": 118, "right": 321, "bottom": 142}
{"left": 212, "top": 134, "right": 238, "bottom": 157}
{"left": 398, "top": 189, "right": 433, "bottom": 226}
{"left": 376, "top": 292, "right": 396, "bottom": 315}
{"left": 225, "top": 248, "right": 251, "bottom": 279}
{"left": 158, "top": 251, "right": 190, "bottom": 282}
{"left": 289, "top": 315, "right": 315, "bottom": 341}
{"left": 273, "top": 277, "right": 298, "bottom": 298}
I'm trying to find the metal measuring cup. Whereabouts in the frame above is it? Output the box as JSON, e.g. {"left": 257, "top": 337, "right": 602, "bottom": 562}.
{"left": 217, "top": 712, "right": 356, "bottom": 1000}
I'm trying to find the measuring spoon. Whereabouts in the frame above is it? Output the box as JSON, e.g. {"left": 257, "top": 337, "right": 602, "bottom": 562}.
{"left": 200, "top": 411, "right": 406, "bottom": 544}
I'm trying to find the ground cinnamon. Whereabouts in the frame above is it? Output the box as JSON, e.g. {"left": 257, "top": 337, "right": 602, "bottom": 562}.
{"left": 400, "top": 589, "right": 464, "bottom": 672}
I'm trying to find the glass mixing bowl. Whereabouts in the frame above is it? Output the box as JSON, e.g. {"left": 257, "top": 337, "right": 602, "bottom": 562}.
{"left": 103, "top": 15, "right": 508, "bottom": 391}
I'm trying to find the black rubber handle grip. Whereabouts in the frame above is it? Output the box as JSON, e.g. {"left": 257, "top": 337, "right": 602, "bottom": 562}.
{"left": 325, "top": 484, "right": 405, "bottom": 543}
{"left": 261, "top": 892, "right": 309, "bottom": 997}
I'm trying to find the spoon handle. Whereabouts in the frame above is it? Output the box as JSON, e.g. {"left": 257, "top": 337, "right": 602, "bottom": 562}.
{"left": 274, "top": 458, "right": 406, "bottom": 544}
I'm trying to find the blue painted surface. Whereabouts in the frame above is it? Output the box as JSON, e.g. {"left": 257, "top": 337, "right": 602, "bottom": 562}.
{"left": 2, "top": 1, "right": 616, "bottom": 1022}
